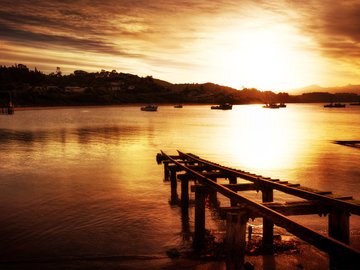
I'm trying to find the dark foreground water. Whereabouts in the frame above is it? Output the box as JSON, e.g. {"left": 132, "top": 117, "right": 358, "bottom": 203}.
{"left": 0, "top": 104, "right": 359, "bottom": 268}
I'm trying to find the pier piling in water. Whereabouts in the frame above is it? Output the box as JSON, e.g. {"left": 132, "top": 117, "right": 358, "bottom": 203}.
{"left": 193, "top": 185, "right": 207, "bottom": 251}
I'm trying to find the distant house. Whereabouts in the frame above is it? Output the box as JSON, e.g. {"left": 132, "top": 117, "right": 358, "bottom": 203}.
{"left": 110, "top": 82, "right": 121, "bottom": 91}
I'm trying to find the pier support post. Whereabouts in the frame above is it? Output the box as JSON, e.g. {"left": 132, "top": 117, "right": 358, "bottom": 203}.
{"left": 164, "top": 162, "right": 169, "bottom": 181}
{"left": 328, "top": 209, "right": 350, "bottom": 269}
{"left": 169, "top": 168, "right": 179, "bottom": 204}
{"left": 262, "top": 188, "right": 274, "bottom": 253}
{"left": 193, "top": 185, "right": 207, "bottom": 251}
{"left": 226, "top": 211, "right": 248, "bottom": 270}
{"left": 180, "top": 174, "right": 189, "bottom": 215}
{"left": 328, "top": 209, "right": 350, "bottom": 244}
{"left": 208, "top": 176, "right": 218, "bottom": 207}
{"left": 229, "top": 176, "right": 237, "bottom": 206}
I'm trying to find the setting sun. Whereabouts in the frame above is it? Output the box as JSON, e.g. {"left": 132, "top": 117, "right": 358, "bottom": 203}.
{"left": 1, "top": 1, "right": 360, "bottom": 91}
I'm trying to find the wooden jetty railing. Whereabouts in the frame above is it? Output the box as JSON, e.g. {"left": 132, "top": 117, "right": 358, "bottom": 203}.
{"left": 157, "top": 150, "right": 360, "bottom": 269}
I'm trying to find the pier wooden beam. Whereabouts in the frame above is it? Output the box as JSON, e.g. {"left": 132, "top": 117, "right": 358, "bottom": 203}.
{"left": 223, "top": 183, "right": 257, "bottom": 192}
{"left": 202, "top": 171, "right": 230, "bottom": 179}
{"left": 219, "top": 202, "right": 330, "bottom": 219}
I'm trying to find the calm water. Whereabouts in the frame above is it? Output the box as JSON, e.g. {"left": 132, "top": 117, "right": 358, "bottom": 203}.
{"left": 0, "top": 104, "right": 359, "bottom": 267}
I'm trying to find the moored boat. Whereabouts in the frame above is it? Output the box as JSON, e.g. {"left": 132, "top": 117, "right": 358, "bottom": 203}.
{"left": 140, "top": 104, "right": 158, "bottom": 111}
{"left": 263, "top": 103, "right": 280, "bottom": 109}
{"left": 211, "top": 103, "right": 232, "bottom": 110}
{"left": 174, "top": 104, "right": 183, "bottom": 108}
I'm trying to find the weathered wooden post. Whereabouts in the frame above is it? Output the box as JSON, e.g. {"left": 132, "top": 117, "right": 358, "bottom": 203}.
{"left": 180, "top": 173, "right": 191, "bottom": 241}
{"left": 179, "top": 174, "right": 189, "bottom": 215}
{"left": 328, "top": 208, "right": 350, "bottom": 269}
{"left": 328, "top": 209, "right": 350, "bottom": 244}
{"left": 262, "top": 188, "right": 274, "bottom": 253}
{"left": 193, "top": 184, "right": 207, "bottom": 251}
{"left": 164, "top": 161, "right": 170, "bottom": 181}
{"left": 248, "top": 225, "right": 253, "bottom": 242}
{"left": 169, "top": 167, "right": 179, "bottom": 204}
{"left": 229, "top": 176, "right": 237, "bottom": 206}
{"left": 208, "top": 176, "right": 219, "bottom": 207}
{"left": 226, "top": 211, "right": 248, "bottom": 270}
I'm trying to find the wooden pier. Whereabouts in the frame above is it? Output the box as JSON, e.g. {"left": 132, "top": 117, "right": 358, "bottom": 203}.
{"left": 157, "top": 150, "right": 360, "bottom": 270}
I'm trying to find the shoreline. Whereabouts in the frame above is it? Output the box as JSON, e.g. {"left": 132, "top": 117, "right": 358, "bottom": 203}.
{"left": 0, "top": 243, "right": 329, "bottom": 270}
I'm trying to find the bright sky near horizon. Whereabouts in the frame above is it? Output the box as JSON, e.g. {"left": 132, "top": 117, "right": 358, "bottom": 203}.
{"left": 1, "top": 0, "right": 360, "bottom": 91}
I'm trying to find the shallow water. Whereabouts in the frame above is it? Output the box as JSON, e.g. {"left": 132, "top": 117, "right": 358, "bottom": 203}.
{"left": 0, "top": 104, "right": 359, "bottom": 266}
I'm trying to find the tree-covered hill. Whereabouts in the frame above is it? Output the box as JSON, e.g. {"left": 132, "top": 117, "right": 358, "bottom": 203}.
{"left": 1, "top": 64, "right": 359, "bottom": 107}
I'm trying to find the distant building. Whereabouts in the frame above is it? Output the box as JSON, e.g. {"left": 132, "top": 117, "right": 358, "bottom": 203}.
{"left": 110, "top": 82, "right": 121, "bottom": 91}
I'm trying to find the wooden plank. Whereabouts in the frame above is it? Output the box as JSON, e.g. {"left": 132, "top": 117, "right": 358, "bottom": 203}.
{"left": 287, "top": 183, "right": 300, "bottom": 187}
{"left": 223, "top": 183, "right": 257, "bottom": 191}
{"left": 316, "top": 191, "right": 333, "bottom": 195}
{"left": 278, "top": 181, "right": 288, "bottom": 184}
{"left": 202, "top": 171, "right": 229, "bottom": 178}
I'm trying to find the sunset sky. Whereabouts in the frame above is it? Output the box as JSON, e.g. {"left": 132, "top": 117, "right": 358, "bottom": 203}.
{"left": 1, "top": 0, "right": 360, "bottom": 91}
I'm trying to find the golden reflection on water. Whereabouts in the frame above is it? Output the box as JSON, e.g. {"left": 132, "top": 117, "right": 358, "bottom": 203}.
{"left": 213, "top": 105, "right": 305, "bottom": 172}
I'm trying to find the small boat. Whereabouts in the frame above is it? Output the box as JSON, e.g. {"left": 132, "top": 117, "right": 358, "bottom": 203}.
{"left": 350, "top": 102, "right": 360, "bottom": 106}
{"left": 211, "top": 103, "right": 232, "bottom": 110}
{"left": 140, "top": 104, "right": 158, "bottom": 111}
{"left": 324, "top": 103, "right": 346, "bottom": 108}
{"left": 263, "top": 103, "right": 280, "bottom": 109}
{"left": 278, "top": 103, "right": 287, "bottom": 108}
{"left": 174, "top": 104, "right": 183, "bottom": 108}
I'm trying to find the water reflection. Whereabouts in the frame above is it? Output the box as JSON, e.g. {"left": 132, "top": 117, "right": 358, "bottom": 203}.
{"left": 197, "top": 105, "right": 308, "bottom": 174}
{"left": 0, "top": 125, "right": 138, "bottom": 145}
{"left": 0, "top": 105, "right": 359, "bottom": 263}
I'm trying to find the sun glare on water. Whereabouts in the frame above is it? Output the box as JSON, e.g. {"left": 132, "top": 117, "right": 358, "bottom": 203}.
{"left": 213, "top": 106, "right": 305, "bottom": 172}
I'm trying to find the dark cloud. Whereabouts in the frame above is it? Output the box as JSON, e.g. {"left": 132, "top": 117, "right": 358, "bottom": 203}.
{"left": 1, "top": 0, "right": 360, "bottom": 86}
{"left": 284, "top": 0, "right": 360, "bottom": 62}
{"left": 0, "top": 23, "right": 142, "bottom": 57}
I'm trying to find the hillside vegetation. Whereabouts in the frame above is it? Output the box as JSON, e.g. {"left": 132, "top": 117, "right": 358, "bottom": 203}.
{"left": 1, "top": 64, "right": 359, "bottom": 107}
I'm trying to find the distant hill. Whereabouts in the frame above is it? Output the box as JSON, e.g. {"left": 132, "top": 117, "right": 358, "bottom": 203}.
{"left": 294, "top": 84, "right": 360, "bottom": 95}
{"left": 1, "top": 64, "right": 360, "bottom": 106}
